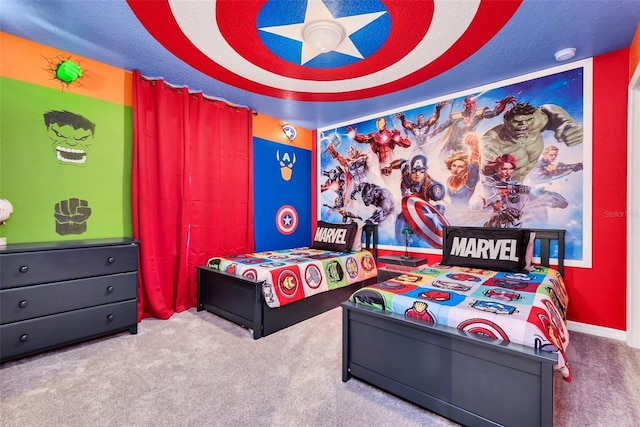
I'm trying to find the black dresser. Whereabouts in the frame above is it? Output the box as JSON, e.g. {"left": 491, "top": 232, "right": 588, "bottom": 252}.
{"left": 0, "top": 238, "right": 139, "bottom": 363}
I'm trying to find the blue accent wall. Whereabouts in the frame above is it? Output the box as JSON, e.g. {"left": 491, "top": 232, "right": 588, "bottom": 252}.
{"left": 253, "top": 137, "right": 311, "bottom": 251}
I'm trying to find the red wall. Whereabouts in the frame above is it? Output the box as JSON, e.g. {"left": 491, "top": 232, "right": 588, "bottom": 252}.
{"left": 312, "top": 48, "right": 631, "bottom": 331}
{"left": 569, "top": 48, "right": 628, "bottom": 330}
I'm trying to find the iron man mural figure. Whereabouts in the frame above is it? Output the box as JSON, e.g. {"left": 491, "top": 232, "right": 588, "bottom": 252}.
{"left": 348, "top": 117, "right": 411, "bottom": 171}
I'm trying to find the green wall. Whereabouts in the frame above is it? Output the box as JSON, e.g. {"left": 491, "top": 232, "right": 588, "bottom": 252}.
{"left": 0, "top": 77, "right": 132, "bottom": 243}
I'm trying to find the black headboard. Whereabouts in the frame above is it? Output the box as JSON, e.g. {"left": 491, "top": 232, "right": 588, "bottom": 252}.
{"left": 528, "top": 228, "right": 566, "bottom": 275}
{"left": 363, "top": 223, "right": 378, "bottom": 261}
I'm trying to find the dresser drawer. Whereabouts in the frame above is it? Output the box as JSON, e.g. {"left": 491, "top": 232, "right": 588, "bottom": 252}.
{"left": 0, "top": 272, "right": 138, "bottom": 324}
{"left": 1, "top": 244, "right": 138, "bottom": 289}
{"left": 0, "top": 300, "right": 138, "bottom": 362}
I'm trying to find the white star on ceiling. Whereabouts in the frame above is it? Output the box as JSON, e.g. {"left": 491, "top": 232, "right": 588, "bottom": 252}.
{"left": 258, "top": 1, "right": 386, "bottom": 65}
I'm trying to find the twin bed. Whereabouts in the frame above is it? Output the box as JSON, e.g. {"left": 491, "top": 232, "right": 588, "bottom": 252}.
{"left": 342, "top": 226, "right": 568, "bottom": 427}
{"left": 197, "top": 222, "right": 379, "bottom": 339}
{"left": 197, "top": 224, "right": 569, "bottom": 426}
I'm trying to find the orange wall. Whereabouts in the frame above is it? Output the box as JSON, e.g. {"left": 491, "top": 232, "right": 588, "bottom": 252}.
{"left": 0, "top": 32, "right": 132, "bottom": 106}
{"left": 253, "top": 113, "right": 312, "bottom": 150}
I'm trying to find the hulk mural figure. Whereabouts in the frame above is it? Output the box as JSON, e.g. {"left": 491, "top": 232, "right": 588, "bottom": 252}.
{"left": 481, "top": 102, "right": 583, "bottom": 182}
{"left": 44, "top": 110, "right": 95, "bottom": 235}
{"left": 44, "top": 110, "right": 96, "bottom": 166}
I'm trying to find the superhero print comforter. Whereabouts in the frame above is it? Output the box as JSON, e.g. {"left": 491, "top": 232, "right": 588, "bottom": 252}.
{"left": 349, "top": 264, "right": 572, "bottom": 381}
{"left": 206, "top": 248, "right": 377, "bottom": 309}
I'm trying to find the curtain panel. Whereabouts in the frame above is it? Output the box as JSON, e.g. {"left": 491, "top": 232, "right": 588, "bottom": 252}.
{"left": 132, "top": 71, "right": 254, "bottom": 320}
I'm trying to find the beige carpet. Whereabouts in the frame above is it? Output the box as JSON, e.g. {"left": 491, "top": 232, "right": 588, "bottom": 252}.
{"left": 1, "top": 307, "right": 639, "bottom": 427}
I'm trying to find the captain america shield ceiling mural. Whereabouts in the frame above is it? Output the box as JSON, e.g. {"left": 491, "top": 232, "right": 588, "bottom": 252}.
{"left": 126, "top": 0, "right": 522, "bottom": 101}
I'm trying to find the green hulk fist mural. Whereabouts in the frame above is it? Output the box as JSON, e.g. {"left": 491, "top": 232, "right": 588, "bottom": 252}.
{"left": 54, "top": 198, "right": 92, "bottom": 235}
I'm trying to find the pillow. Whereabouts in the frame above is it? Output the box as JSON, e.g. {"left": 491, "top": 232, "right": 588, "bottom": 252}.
{"left": 440, "top": 227, "right": 533, "bottom": 272}
{"left": 311, "top": 221, "right": 358, "bottom": 253}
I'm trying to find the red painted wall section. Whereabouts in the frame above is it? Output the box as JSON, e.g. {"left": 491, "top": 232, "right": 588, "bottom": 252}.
{"left": 568, "top": 48, "right": 629, "bottom": 330}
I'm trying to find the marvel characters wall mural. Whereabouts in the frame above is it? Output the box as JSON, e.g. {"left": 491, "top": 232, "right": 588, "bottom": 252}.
{"left": 318, "top": 62, "right": 591, "bottom": 266}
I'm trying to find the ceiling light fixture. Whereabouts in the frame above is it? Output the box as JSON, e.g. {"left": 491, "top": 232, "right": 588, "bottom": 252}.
{"left": 302, "top": 20, "right": 345, "bottom": 53}
{"left": 554, "top": 48, "right": 576, "bottom": 62}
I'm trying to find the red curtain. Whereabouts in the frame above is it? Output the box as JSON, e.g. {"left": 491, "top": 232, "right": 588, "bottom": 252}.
{"left": 132, "top": 71, "right": 254, "bottom": 320}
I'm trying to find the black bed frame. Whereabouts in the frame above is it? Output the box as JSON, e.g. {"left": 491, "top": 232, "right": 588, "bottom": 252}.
{"left": 342, "top": 227, "right": 565, "bottom": 427}
{"left": 197, "top": 224, "right": 378, "bottom": 339}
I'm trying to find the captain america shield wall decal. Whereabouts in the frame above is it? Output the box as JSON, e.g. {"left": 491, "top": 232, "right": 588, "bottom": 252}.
{"left": 126, "top": 0, "right": 522, "bottom": 101}
{"left": 275, "top": 205, "right": 298, "bottom": 235}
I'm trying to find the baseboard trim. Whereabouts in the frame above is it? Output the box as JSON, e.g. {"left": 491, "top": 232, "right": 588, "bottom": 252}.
{"left": 567, "top": 321, "right": 627, "bottom": 342}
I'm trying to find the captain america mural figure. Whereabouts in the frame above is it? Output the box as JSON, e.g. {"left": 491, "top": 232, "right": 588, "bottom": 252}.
{"left": 383, "top": 155, "right": 446, "bottom": 208}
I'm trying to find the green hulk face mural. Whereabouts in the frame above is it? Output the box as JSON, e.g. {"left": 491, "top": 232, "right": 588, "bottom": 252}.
{"left": 43, "top": 110, "right": 95, "bottom": 235}
{"left": 44, "top": 110, "right": 96, "bottom": 166}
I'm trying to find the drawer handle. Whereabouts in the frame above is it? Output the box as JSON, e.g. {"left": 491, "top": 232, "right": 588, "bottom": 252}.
{"left": 107, "top": 257, "right": 115, "bottom": 264}
{"left": 19, "top": 265, "right": 29, "bottom": 273}
{"left": 20, "top": 334, "right": 29, "bottom": 342}
{"left": 106, "top": 286, "right": 115, "bottom": 293}
{"left": 18, "top": 300, "right": 28, "bottom": 308}
{"left": 107, "top": 314, "right": 115, "bottom": 322}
